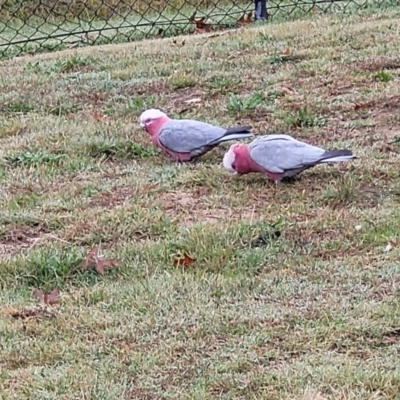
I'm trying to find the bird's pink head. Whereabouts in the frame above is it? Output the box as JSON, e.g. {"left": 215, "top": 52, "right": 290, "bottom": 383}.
{"left": 223, "top": 143, "right": 248, "bottom": 174}
{"left": 139, "top": 108, "right": 170, "bottom": 136}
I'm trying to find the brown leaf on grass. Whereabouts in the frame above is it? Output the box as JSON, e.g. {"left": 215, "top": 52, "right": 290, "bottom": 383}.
{"left": 82, "top": 246, "right": 98, "bottom": 270}
{"left": 155, "top": 28, "right": 164, "bottom": 38}
{"left": 354, "top": 102, "right": 369, "bottom": 110}
{"left": 194, "top": 25, "right": 212, "bottom": 34}
{"left": 82, "top": 246, "right": 119, "bottom": 275}
{"left": 95, "top": 257, "right": 119, "bottom": 275}
{"left": 190, "top": 12, "right": 212, "bottom": 34}
{"left": 33, "top": 288, "right": 59, "bottom": 305}
{"left": 238, "top": 12, "right": 253, "bottom": 25}
{"left": 173, "top": 253, "right": 196, "bottom": 267}
{"left": 283, "top": 48, "right": 291, "bottom": 55}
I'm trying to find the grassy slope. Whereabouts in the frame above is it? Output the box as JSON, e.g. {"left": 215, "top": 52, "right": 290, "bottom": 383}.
{"left": 1, "top": 8, "right": 400, "bottom": 399}
{"left": 0, "top": 0, "right": 380, "bottom": 59}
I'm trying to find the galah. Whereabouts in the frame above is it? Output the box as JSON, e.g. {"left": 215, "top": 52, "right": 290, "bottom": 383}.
{"left": 139, "top": 108, "right": 253, "bottom": 161}
{"left": 223, "top": 134, "right": 356, "bottom": 183}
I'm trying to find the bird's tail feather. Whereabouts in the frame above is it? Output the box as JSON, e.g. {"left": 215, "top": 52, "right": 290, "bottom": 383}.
{"left": 211, "top": 127, "right": 253, "bottom": 144}
{"left": 320, "top": 149, "right": 356, "bottom": 163}
{"left": 225, "top": 126, "right": 252, "bottom": 135}
{"left": 216, "top": 132, "right": 253, "bottom": 143}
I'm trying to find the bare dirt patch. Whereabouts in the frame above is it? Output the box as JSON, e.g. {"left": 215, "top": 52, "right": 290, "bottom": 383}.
{"left": 355, "top": 57, "right": 400, "bottom": 72}
{"left": 88, "top": 186, "right": 135, "bottom": 209}
{"left": 0, "top": 224, "right": 50, "bottom": 254}
{"left": 159, "top": 188, "right": 260, "bottom": 226}
{"left": 72, "top": 90, "right": 110, "bottom": 109}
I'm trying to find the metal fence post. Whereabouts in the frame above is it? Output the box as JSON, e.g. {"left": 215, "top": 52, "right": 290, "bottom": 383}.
{"left": 254, "top": 0, "right": 268, "bottom": 20}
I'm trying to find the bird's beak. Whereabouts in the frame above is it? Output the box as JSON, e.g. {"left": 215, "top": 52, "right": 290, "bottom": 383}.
{"left": 140, "top": 122, "right": 145, "bottom": 128}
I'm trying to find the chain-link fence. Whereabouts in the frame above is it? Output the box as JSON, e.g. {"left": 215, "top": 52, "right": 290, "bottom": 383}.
{"left": 0, "top": 0, "right": 388, "bottom": 59}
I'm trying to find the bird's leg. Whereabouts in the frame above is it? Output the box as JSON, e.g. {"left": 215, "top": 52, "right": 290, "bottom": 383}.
{"left": 272, "top": 179, "right": 281, "bottom": 189}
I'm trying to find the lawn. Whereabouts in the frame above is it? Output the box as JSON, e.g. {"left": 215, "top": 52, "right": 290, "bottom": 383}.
{"left": 0, "top": 0, "right": 379, "bottom": 59}
{"left": 1, "top": 7, "right": 400, "bottom": 399}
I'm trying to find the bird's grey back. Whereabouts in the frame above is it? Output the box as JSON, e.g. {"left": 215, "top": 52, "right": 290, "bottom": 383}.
{"left": 249, "top": 134, "right": 326, "bottom": 173}
{"left": 159, "top": 119, "right": 226, "bottom": 152}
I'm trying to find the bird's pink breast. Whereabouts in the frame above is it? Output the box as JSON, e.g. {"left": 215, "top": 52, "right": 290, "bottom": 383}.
{"left": 235, "top": 145, "right": 284, "bottom": 182}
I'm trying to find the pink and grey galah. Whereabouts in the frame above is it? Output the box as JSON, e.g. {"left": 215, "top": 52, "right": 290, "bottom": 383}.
{"left": 223, "top": 134, "right": 356, "bottom": 183}
{"left": 139, "top": 108, "right": 253, "bottom": 161}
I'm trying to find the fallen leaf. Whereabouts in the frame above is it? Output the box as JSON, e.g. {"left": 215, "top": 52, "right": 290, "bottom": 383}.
{"left": 82, "top": 246, "right": 98, "bottom": 270}
{"left": 95, "top": 257, "right": 119, "bottom": 275}
{"left": 238, "top": 11, "right": 253, "bottom": 25}
{"left": 82, "top": 246, "right": 119, "bottom": 275}
{"left": 194, "top": 27, "right": 203, "bottom": 35}
{"left": 190, "top": 12, "right": 212, "bottom": 34}
{"left": 173, "top": 253, "right": 196, "bottom": 267}
{"left": 33, "top": 288, "right": 59, "bottom": 305}
{"left": 194, "top": 25, "right": 212, "bottom": 34}
{"left": 283, "top": 48, "right": 291, "bottom": 55}
{"left": 354, "top": 102, "right": 368, "bottom": 110}
{"left": 155, "top": 28, "right": 164, "bottom": 38}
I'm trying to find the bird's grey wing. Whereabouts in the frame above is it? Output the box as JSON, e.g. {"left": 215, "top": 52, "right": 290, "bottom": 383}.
{"left": 249, "top": 137, "right": 326, "bottom": 172}
{"left": 252, "top": 134, "right": 298, "bottom": 143}
{"left": 158, "top": 119, "right": 225, "bottom": 153}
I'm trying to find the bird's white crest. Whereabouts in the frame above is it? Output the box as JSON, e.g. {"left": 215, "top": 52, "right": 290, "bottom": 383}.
{"left": 139, "top": 108, "right": 167, "bottom": 127}
{"left": 223, "top": 147, "right": 236, "bottom": 173}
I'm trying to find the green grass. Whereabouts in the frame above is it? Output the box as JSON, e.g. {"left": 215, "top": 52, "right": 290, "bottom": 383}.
{"left": 1, "top": 7, "right": 400, "bottom": 399}
{"left": 0, "top": 0, "right": 394, "bottom": 59}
